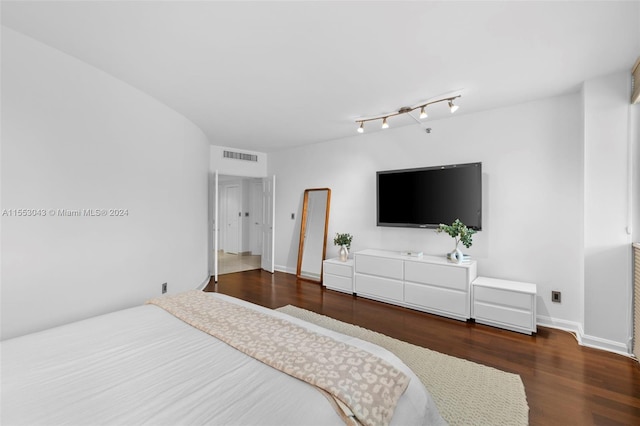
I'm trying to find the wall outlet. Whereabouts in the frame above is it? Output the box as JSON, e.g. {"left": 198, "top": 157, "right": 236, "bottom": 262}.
{"left": 552, "top": 291, "right": 561, "bottom": 303}
{"left": 162, "top": 283, "right": 167, "bottom": 294}
{"left": 291, "top": 213, "right": 295, "bottom": 220}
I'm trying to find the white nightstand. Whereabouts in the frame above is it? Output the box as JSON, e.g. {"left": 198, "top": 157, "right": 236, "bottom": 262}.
{"left": 322, "top": 258, "right": 354, "bottom": 294}
{"left": 472, "top": 276, "right": 537, "bottom": 335}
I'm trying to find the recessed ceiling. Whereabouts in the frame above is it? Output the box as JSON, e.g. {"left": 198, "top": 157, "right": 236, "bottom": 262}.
{"left": 2, "top": 1, "right": 638, "bottom": 152}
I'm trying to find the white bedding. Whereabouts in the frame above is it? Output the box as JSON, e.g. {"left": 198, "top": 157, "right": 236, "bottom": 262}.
{"left": 1, "top": 292, "right": 446, "bottom": 425}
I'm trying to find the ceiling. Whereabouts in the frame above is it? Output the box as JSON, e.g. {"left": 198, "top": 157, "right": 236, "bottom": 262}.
{"left": 2, "top": 1, "right": 639, "bottom": 153}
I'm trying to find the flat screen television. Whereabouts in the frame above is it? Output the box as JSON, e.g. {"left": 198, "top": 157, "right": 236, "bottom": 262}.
{"left": 377, "top": 162, "right": 482, "bottom": 230}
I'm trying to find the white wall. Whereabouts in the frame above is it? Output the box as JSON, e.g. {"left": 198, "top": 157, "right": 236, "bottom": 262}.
{"left": 269, "top": 93, "right": 585, "bottom": 331}
{"left": 583, "top": 71, "right": 635, "bottom": 353}
{"left": 1, "top": 28, "right": 210, "bottom": 340}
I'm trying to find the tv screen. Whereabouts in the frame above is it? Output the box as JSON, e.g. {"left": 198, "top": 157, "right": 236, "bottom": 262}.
{"left": 377, "top": 162, "right": 482, "bottom": 230}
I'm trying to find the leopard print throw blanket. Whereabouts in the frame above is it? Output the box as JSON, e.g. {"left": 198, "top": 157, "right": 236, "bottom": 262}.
{"left": 147, "top": 291, "right": 409, "bottom": 426}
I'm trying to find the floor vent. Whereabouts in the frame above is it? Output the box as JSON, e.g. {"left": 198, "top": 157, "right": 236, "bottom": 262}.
{"left": 223, "top": 151, "right": 258, "bottom": 162}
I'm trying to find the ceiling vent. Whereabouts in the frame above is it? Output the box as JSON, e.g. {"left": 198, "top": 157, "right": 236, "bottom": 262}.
{"left": 223, "top": 151, "right": 258, "bottom": 162}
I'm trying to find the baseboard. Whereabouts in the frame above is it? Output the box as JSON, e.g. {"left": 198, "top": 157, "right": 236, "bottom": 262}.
{"left": 275, "top": 264, "right": 296, "bottom": 275}
{"left": 580, "top": 333, "right": 633, "bottom": 357}
{"left": 537, "top": 315, "right": 632, "bottom": 357}
{"left": 536, "top": 315, "right": 582, "bottom": 342}
{"left": 197, "top": 274, "right": 211, "bottom": 290}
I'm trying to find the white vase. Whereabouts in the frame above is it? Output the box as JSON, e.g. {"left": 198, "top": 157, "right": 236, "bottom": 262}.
{"left": 448, "top": 245, "right": 463, "bottom": 264}
{"left": 338, "top": 245, "right": 349, "bottom": 262}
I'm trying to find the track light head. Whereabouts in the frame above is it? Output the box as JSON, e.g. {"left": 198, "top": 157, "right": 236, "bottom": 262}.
{"left": 419, "top": 106, "right": 428, "bottom": 119}
{"left": 381, "top": 117, "right": 389, "bottom": 129}
{"left": 357, "top": 122, "right": 364, "bottom": 133}
{"left": 448, "top": 99, "right": 459, "bottom": 113}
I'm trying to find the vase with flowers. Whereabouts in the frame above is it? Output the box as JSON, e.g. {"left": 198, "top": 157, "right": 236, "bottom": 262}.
{"left": 333, "top": 233, "right": 353, "bottom": 262}
{"left": 436, "top": 219, "right": 476, "bottom": 263}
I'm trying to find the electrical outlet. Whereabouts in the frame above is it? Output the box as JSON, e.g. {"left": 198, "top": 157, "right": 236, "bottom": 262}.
{"left": 291, "top": 213, "right": 295, "bottom": 220}
{"left": 552, "top": 291, "right": 561, "bottom": 303}
{"left": 162, "top": 283, "right": 167, "bottom": 294}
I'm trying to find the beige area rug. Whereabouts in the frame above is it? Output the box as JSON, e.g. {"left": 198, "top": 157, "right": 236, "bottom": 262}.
{"left": 276, "top": 305, "right": 529, "bottom": 426}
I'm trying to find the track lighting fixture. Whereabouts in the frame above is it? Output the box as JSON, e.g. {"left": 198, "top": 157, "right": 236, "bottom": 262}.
{"left": 355, "top": 94, "right": 461, "bottom": 133}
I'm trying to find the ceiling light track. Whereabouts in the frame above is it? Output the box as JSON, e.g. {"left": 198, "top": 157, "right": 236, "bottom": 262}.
{"left": 355, "top": 94, "right": 461, "bottom": 133}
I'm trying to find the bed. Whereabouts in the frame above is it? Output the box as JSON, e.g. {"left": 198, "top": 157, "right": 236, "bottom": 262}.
{"left": 1, "top": 291, "right": 446, "bottom": 425}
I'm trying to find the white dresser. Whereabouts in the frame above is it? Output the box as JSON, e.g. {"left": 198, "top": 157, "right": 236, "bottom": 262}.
{"left": 472, "top": 276, "right": 537, "bottom": 335}
{"left": 354, "top": 249, "right": 477, "bottom": 321}
{"left": 322, "top": 258, "right": 354, "bottom": 294}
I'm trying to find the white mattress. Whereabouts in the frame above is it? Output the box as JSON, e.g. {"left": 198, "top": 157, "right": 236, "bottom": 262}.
{"left": 1, "top": 292, "right": 445, "bottom": 425}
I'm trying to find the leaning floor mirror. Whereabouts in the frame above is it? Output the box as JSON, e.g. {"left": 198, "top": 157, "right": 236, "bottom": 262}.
{"left": 296, "top": 188, "right": 331, "bottom": 283}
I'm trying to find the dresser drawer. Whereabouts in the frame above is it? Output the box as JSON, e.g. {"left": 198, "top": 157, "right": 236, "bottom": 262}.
{"left": 404, "top": 261, "right": 468, "bottom": 291}
{"left": 405, "top": 282, "right": 469, "bottom": 318}
{"left": 474, "top": 286, "right": 533, "bottom": 310}
{"left": 355, "top": 255, "right": 403, "bottom": 280}
{"left": 471, "top": 276, "right": 537, "bottom": 334}
{"left": 324, "top": 274, "right": 353, "bottom": 293}
{"left": 474, "top": 303, "right": 534, "bottom": 331}
{"left": 355, "top": 274, "right": 403, "bottom": 302}
{"left": 323, "top": 261, "right": 353, "bottom": 278}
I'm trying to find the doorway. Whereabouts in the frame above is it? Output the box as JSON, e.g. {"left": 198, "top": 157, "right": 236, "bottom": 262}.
{"left": 215, "top": 175, "right": 266, "bottom": 276}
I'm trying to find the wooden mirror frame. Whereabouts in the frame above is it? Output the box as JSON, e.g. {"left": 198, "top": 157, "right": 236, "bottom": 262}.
{"left": 296, "top": 188, "right": 331, "bottom": 283}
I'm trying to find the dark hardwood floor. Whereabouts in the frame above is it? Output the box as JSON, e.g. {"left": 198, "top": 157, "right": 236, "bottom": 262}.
{"left": 204, "top": 270, "right": 640, "bottom": 426}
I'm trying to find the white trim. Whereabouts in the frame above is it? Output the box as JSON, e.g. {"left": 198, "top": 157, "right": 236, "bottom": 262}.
{"left": 275, "top": 264, "right": 296, "bottom": 275}
{"left": 196, "top": 275, "right": 211, "bottom": 291}
{"left": 537, "top": 314, "right": 634, "bottom": 357}
{"left": 536, "top": 314, "right": 583, "bottom": 342}
{"left": 580, "top": 333, "right": 633, "bottom": 357}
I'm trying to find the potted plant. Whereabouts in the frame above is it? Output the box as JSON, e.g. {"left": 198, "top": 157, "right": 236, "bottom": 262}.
{"left": 436, "top": 219, "right": 476, "bottom": 263}
{"left": 333, "top": 233, "right": 353, "bottom": 262}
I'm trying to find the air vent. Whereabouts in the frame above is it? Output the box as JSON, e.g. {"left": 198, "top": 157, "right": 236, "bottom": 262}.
{"left": 223, "top": 151, "right": 258, "bottom": 162}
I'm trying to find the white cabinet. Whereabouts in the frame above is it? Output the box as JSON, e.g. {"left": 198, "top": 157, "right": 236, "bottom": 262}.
{"left": 354, "top": 249, "right": 477, "bottom": 321}
{"left": 472, "top": 276, "right": 537, "bottom": 335}
{"left": 322, "top": 258, "right": 353, "bottom": 294}
{"left": 347, "top": 249, "right": 537, "bottom": 334}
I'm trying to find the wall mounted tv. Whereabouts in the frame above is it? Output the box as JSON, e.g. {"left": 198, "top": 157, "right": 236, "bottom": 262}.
{"left": 377, "top": 162, "right": 482, "bottom": 230}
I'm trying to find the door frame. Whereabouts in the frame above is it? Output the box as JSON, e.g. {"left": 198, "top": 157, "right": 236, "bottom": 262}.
{"left": 209, "top": 172, "right": 275, "bottom": 282}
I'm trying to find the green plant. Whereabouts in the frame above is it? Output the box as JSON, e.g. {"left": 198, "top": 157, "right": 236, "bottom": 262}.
{"left": 333, "top": 233, "right": 353, "bottom": 249}
{"left": 437, "top": 219, "right": 476, "bottom": 249}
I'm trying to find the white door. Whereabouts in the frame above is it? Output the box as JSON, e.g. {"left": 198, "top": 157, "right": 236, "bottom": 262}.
{"left": 225, "top": 185, "right": 240, "bottom": 254}
{"left": 213, "top": 171, "right": 219, "bottom": 282}
{"left": 261, "top": 175, "right": 275, "bottom": 273}
{"left": 250, "top": 180, "right": 263, "bottom": 255}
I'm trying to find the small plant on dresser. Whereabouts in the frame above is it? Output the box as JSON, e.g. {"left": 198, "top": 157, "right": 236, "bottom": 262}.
{"left": 437, "top": 219, "right": 476, "bottom": 263}
{"left": 333, "top": 233, "right": 353, "bottom": 262}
